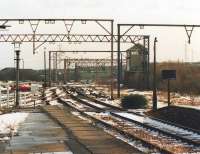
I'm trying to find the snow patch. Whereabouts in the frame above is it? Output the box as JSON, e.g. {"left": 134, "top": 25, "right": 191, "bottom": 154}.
{"left": 49, "top": 100, "right": 61, "bottom": 106}
{"left": 29, "top": 152, "right": 73, "bottom": 154}
{"left": 115, "top": 112, "right": 200, "bottom": 140}
{"left": 0, "top": 112, "right": 29, "bottom": 135}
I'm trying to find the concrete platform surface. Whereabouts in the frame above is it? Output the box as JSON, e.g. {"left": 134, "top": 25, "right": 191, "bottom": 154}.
{"left": 43, "top": 105, "right": 143, "bottom": 154}
{"left": 3, "top": 112, "right": 72, "bottom": 154}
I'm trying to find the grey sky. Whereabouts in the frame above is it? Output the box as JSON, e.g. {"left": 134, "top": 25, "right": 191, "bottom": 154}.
{"left": 1, "top": 0, "right": 199, "bottom": 20}
{"left": 1, "top": 0, "right": 200, "bottom": 69}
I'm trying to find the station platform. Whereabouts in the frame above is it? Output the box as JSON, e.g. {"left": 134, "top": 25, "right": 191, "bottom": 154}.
{"left": 43, "top": 105, "right": 143, "bottom": 154}
{"left": 2, "top": 110, "right": 71, "bottom": 154}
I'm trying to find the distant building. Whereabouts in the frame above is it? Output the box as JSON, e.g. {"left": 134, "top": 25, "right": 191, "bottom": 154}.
{"left": 124, "top": 44, "right": 149, "bottom": 89}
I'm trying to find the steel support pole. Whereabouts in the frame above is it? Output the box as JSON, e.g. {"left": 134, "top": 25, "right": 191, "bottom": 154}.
{"left": 120, "top": 53, "right": 123, "bottom": 83}
{"left": 44, "top": 50, "right": 47, "bottom": 88}
{"left": 147, "top": 37, "right": 150, "bottom": 89}
{"left": 143, "top": 37, "right": 150, "bottom": 90}
{"left": 95, "top": 62, "right": 98, "bottom": 84}
{"left": 21, "top": 59, "right": 24, "bottom": 81}
{"left": 74, "top": 63, "right": 76, "bottom": 82}
{"left": 49, "top": 51, "right": 51, "bottom": 87}
{"left": 64, "top": 59, "right": 67, "bottom": 84}
{"left": 152, "top": 37, "right": 158, "bottom": 111}
{"left": 117, "top": 24, "right": 121, "bottom": 98}
{"left": 15, "top": 50, "right": 20, "bottom": 108}
{"left": 55, "top": 52, "right": 58, "bottom": 83}
{"left": 67, "top": 59, "right": 70, "bottom": 82}
{"left": 33, "top": 32, "right": 35, "bottom": 54}
{"left": 167, "top": 79, "right": 170, "bottom": 106}
{"left": 110, "top": 21, "right": 114, "bottom": 99}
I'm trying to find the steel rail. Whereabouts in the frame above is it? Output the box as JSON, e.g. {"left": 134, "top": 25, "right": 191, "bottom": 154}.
{"left": 62, "top": 86, "right": 200, "bottom": 147}
{"left": 56, "top": 97, "right": 170, "bottom": 153}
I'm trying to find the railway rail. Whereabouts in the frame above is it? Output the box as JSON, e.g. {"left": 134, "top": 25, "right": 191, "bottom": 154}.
{"left": 63, "top": 86, "right": 200, "bottom": 134}
{"left": 48, "top": 87, "right": 200, "bottom": 153}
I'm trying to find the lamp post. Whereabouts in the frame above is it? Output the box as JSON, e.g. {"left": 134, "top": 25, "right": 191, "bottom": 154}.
{"left": 15, "top": 50, "right": 20, "bottom": 108}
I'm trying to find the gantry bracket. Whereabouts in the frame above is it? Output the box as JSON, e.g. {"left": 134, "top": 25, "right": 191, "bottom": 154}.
{"left": 184, "top": 26, "right": 194, "bottom": 44}
{"left": 29, "top": 20, "right": 40, "bottom": 54}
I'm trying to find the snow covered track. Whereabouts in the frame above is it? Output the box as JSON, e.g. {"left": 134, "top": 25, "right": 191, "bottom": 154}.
{"left": 52, "top": 86, "right": 200, "bottom": 153}
{"left": 111, "top": 112, "right": 200, "bottom": 146}
{"left": 64, "top": 85, "right": 200, "bottom": 135}
{"left": 69, "top": 94, "right": 200, "bottom": 145}
{"left": 63, "top": 87, "right": 200, "bottom": 143}
{"left": 58, "top": 97, "right": 200, "bottom": 153}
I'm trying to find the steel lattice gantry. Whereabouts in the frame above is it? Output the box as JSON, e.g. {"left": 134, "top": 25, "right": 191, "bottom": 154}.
{"left": 116, "top": 23, "right": 200, "bottom": 98}
{"left": 117, "top": 23, "right": 200, "bottom": 111}
{"left": 62, "top": 58, "right": 126, "bottom": 84}
{"left": 48, "top": 50, "right": 128, "bottom": 86}
{"left": 0, "top": 18, "right": 149, "bottom": 99}
{"left": 0, "top": 19, "right": 147, "bottom": 53}
{"left": 0, "top": 18, "right": 115, "bottom": 99}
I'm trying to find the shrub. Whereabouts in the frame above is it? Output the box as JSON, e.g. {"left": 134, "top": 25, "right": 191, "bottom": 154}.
{"left": 121, "top": 94, "right": 147, "bottom": 109}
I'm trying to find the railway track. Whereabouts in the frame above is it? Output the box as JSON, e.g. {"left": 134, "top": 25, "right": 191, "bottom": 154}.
{"left": 50, "top": 87, "right": 200, "bottom": 153}
{"left": 63, "top": 87, "right": 200, "bottom": 133}
{"left": 63, "top": 86, "right": 200, "bottom": 133}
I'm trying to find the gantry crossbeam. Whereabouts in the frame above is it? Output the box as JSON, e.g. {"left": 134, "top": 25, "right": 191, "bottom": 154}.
{"left": 59, "top": 58, "right": 126, "bottom": 67}
{"left": 0, "top": 34, "right": 146, "bottom": 43}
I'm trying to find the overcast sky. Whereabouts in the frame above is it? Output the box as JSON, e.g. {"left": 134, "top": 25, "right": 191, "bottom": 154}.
{"left": 1, "top": 0, "right": 200, "bottom": 22}
{"left": 1, "top": 0, "right": 200, "bottom": 69}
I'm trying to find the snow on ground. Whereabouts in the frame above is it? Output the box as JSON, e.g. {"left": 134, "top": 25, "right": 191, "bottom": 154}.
{"left": 56, "top": 89, "right": 62, "bottom": 95}
{"left": 46, "top": 96, "right": 52, "bottom": 101}
{"left": 49, "top": 100, "right": 62, "bottom": 106}
{"left": 0, "top": 112, "right": 29, "bottom": 136}
{"left": 62, "top": 98, "right": 88, "bottom": 110}
{"left": 20, "top": 99, "right": 44, "bottom": 108}
{"left": 124, "top": 89, "right": 200, "bottom": 109}
{"left": 58, "top": 93, "right": 66, "bottom": 97}
{"left": 45, "top": 92, "right": 53, "bottom": 97}
{"left": 86, "top": 112, "right": 118, "bottom": 126}
{"left": 81, "top": 98, "right": 106, "bottom": 109}
{"left": 29, "top": 152, "right": 73, "bottom": 154}
{"left": 115, "top": 112, "right": 200, "bottom": 140}
{"left": 157, "top": 101, "right": 168, "bottom": 109}
{"left": 47, "top": 87, "right": 57, "bottom": 91}
{"left": 102, "top": 99, "right": 121, "bottom": 107}
{"left": 176, "top": 104, "right": 200, "bottom": 110}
